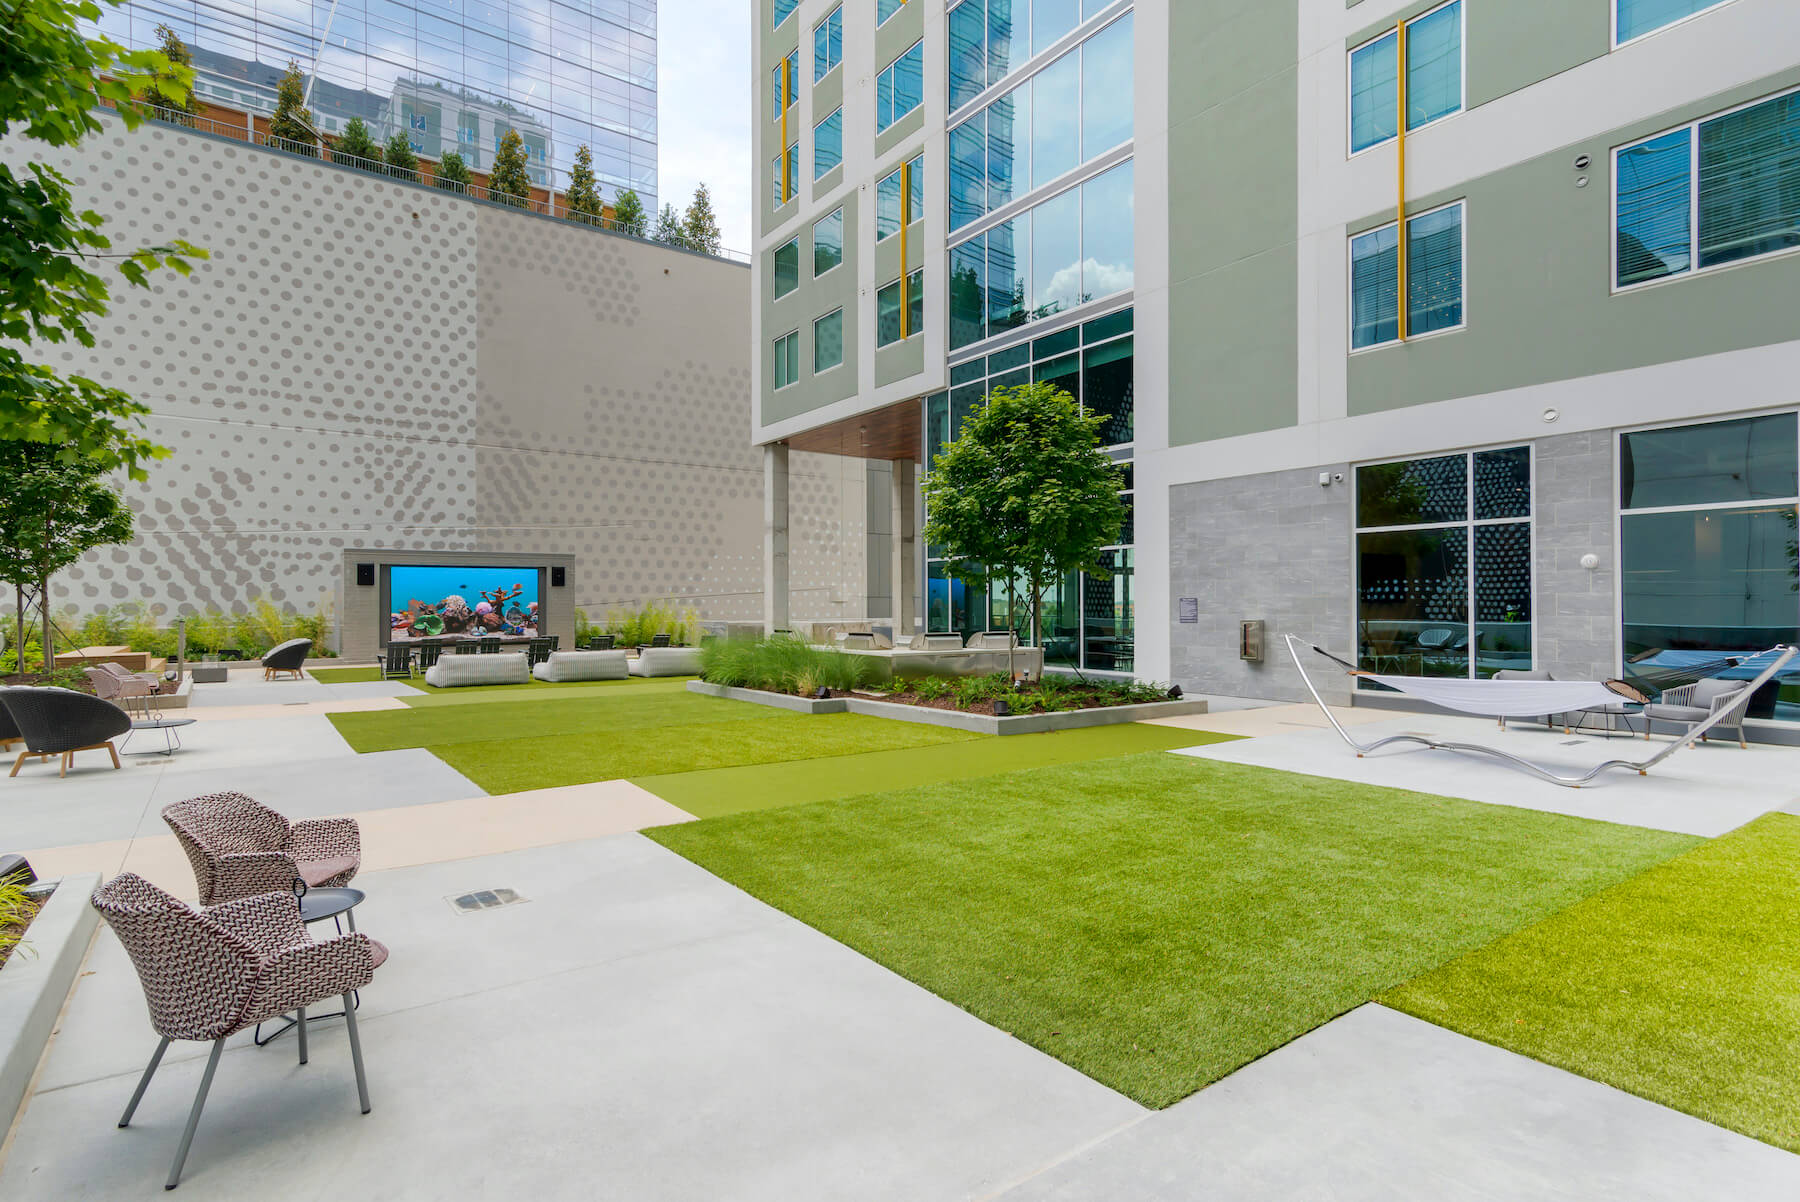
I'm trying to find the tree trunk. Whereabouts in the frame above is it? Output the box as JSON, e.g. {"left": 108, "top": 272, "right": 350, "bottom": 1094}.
{"left": 40, "top": 574, "right": 52, "bottom": 675}
{"left": 1030, "top": 580, "right": 1044, "bottom": 678}
{"left": 12, "top": 583, "right": 22, "bottom": 683}
{"left": 1001, "top": 574, "right": 1015, "bottom": 680}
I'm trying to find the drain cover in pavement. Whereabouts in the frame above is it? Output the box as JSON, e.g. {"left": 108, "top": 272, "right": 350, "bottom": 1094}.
{"left": 1561, "top": 739, "right": 1589, "bottom": 746}
{"left": 448, "top": 888, "right": 527, "bottom": 914}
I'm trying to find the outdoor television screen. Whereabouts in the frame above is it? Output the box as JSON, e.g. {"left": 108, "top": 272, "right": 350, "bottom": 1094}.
{"left": 388, "top": 566, "right": 540, "bottom": 642}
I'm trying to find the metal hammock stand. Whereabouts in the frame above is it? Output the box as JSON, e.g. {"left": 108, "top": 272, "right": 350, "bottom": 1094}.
{"left": 1285, "top": 634, "right": 1797, "bottom": 789}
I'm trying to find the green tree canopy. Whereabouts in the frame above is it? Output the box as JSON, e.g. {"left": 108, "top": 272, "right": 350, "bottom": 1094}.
{"left": 611, "top": 189, "right": 647, "bottom": 236}
{"left": 333, "top": 116, "right": 381, "bottom": 167}
{"left": 382, "top": 131, "right": 419, "bottom": 182}
{"left": 487, "top": 129, "right": 532, "bottom": 206}
{"left": 652, "top": 202, "right": 685, "bottom": 246}
{"left": 266, "top": 60, "right": 315, "bottom": 155}
{"left": 0, "top": 0, "right": 207, "bottom": 481}
{"left": 921, "top": 382, "right": 1126, "bottom": 669}
{"left": 143, "top": 24, "right": 196, "bottom": 124}
{"left": 0, "top": 440, "right": 134, "bottom": 675}
{"left": 434, "top": 150, "right": 472, "bottom": 193}
{"left": 566, "top": 144, "right": 602, "bottom": 223}
{"left": 680, "top": 182, "right": 722, "bottom": 255}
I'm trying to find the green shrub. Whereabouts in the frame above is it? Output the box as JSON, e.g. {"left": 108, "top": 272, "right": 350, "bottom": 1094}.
{"left": 699, "top": 635, "right": 871, "bottom": 695}
{"left": 0, "top": 870, "right": 37, "bottom": 967}
{"left": 912, "top": 676, "right": 952, "bottom": 703}
{"left": 954, "top": 673, "right": 1012, "bottom": 709}
{"left": 604, "top": 600, "right": 699, "bottom": 647}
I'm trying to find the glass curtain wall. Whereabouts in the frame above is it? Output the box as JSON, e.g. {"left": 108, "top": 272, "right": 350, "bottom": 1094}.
{"left": 87, "top": 0, "right": 658, "bottom": 206}
{"left": 1619, "top": 413, "right": 1800, "bottom": 718}
{"left": 1354, "top": 447, "right": 1533, "bottom": 682}
{"left": 923, "top": 308, "right": 1135, "bottom": 670}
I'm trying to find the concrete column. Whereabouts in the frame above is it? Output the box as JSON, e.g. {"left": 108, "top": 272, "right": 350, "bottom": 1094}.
{"left": 891, "top": 458, "right": 918, "bottom": 639}
{"left": 764, "top": 443, "right": 790, "bottom": 633}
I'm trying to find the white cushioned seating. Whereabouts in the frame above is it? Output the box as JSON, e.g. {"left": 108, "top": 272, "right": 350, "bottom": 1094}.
{"left": 423, "top": 652, "right": 530, "bottom": 688}
{"left": 532, "top": 650, "right": 629, "bottom": 682}
{"left": 627, "top": 647, "right": 705, "bottom": 677}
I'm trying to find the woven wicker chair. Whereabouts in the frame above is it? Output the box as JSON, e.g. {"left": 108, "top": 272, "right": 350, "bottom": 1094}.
{"left": 163, "top": 792, "right": 361, "bottom": 906}
{"left": 0, "top": 686, "right": 22, "bottom": 753}
{"left": 260, "top": 638, "right": 312, "bottom": 681}
{"left": 93, "top": 873, "right": 384, "bottom": 1189}
{"left": 2, "top": 687, "right": 131, "bottom": 778}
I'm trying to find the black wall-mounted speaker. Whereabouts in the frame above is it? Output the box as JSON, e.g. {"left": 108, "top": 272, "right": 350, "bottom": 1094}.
{"left": 551, "top": 566, "right": 566, "bottom": 587}
{"left": 356, "top": 563, "right": 375, "bottom": 587}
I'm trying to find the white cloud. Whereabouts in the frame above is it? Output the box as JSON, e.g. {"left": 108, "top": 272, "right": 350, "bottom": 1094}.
{"left": 658, "top": 0, "right": 752, "bottom": 253}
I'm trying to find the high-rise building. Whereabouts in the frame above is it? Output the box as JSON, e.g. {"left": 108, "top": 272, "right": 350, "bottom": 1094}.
{"left": 753, "top": 0, "right": 1800, "bottom": 730}
{"left": 88, "top": 0, "right": 658, "bottom": 206}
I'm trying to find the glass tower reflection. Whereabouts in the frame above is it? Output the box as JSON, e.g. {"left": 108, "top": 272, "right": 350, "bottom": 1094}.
{"left": 88, "top": 0, "right": 657, "bottom": 207}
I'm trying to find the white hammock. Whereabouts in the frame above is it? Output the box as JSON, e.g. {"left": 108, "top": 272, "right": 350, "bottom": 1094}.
{"left": 1286, "top": 636, "right": 1797, "bottom": 788}
{"left": 1353, "top": 673, "right": 1643, "bottom": 718}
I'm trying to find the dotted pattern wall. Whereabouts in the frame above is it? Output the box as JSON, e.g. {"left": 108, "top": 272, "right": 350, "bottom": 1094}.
{"left": 7, "top": 117, "right": 868, "bottom": 629}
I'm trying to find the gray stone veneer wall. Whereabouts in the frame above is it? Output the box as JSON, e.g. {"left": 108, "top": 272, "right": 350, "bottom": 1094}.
{"left": 1168, "top": 465, "right": 1355, "bottom": 705}
{"left": 6, "top": 116, "right": 871, "bottom": 643}
{"left": 1531, "top": 431, "right": 1618, "bottom": 682}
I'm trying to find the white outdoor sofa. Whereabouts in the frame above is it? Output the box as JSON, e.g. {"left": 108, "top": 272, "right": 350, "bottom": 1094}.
{"left": 533, "top": 650, "right": 629, "bottom": 682}
{"left": 628, "top": 646, "right": 704, "bottom": 677}
{"left": 423, "top": 652, "right": 530, "bottom": 688}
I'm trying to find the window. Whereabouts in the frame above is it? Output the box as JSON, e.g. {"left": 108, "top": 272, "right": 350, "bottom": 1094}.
{"left": 814, "top": 5, "right": 843, "bottom": 82}
{"left": 1348, "top": 200, "right": 1465, "bottom": 350}
{"left": 773, "top": 238, "right": 800, "bottom": 300}
{"left": 877, "top": 154, "right": 924, "bottom": 239}
{"left": 878, "top": 0, "right": 905, "bottom": 24}
{"left": 814, "top": 108, "right": 843, "bottom": 178}
{"left": 948, "top": 0, "right": 1117, "bottom": 109}
{"left": 1614, "top": 88, "right": 1800, "bottom": 290}
{"left": 1355, "top": 447, "right": 1533, "bottom": 682}
{"left": 814, "top": 308, "right": 844, "bottom": 372}
{"left": 947, "top": 159, "right": 1135, "bottom": 350}
{"left": 878, "top": 41, "right": 924, "bottom": 133}
{"left": 877, "top": 269, "right": 924, "bottom": 345}
{"left": 813, "top": 208, "right": 844, "bottom": 276}
{"left": 775, "top": 0, "right": 799, "bottom": 28}
{"left": 948, "top": 16, "right": 1133, "bottom": 233}
{"left": 1617, "top": 0, "right": 1732, "bottom": 44}
{"left": 1348, "top": 0, "right": 1462, "bottom": 154}
{"left": 1619, "top": 414, "right": 1800, "bottom": 716}
{"left": 773, "top": 330, "right": 800, "bottom": 389}
{"left": 772, "top": 49, "right": 798, "bottom": 120}
{"left": 771, "top": 141, "right": 798, "bottom": 206}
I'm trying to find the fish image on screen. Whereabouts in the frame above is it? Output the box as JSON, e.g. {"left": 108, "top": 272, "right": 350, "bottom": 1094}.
{"left": 388, "top": 566, "right": 540, "bottom": 642}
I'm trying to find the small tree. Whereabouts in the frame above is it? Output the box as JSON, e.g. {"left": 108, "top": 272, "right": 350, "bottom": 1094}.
{"left": 612, "top": 189, "right": 647, "bottom": 236}
{"left": 681, "top": 182, "right": 723, "bottom": 255}
{"left": 333, "top": 117, "right": 382, "bottom": 169}
{"left": 652, "top": 202, "right": 685, "bottom": 246}
{"left": 434, "top": 150, "right": 472, "bottom": 194}
{"left": 566, "top": 144, "right": 602, "bottom": 224}
{"left": 144, "top": 25, "right": 197, "bottom": 125}
{"left": 267, "top": 60, "right": 315, "bottom": 156}
{"left": 487, "top": 129, "right": 532, "bottom": 206}
{"left": 0, "top": 441, "right": 134, "bottom": 676}
{"left": 383, "top": 131, "right": 419, "bottom": 182}
{"left": 921, "top": 383, "right": 1126, "bottom": 678}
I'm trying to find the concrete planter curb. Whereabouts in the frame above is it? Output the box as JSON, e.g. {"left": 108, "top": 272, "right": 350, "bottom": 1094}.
{"left": 1, "top": 872, "right": 101, "bottom": 1136}
{"left": 688, "top": 681, "right": 1208, "bottom": 734}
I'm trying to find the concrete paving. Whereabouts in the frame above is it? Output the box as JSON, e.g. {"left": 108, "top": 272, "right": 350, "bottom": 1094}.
{"left": 1173, "top": 711, "right": 1800, "bottom": 836}
{"left": 3, "top": 836, "right": 1142, "bottom": 1200}
{"left": 186, "top": 676, "right": 415, "bottom": 708}
{"left": 991, "top": 1004, "right": 1800, "bottom": 1201}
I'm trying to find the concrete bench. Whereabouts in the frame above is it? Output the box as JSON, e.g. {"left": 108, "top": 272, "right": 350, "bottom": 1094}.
{"left": 423, "top": 652, "right": 530, "bottom": 688}
{"left": 532, "top": 650, "right": 629, "bottom": 682}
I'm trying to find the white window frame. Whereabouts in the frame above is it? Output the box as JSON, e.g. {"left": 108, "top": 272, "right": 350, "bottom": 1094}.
{"left": 877, "top": 40, "right": 925, "bottom": 134}
{"left": 813, "top": 208, "right": 845, "bottom": 279}
{"left": 1345, "top": 0, "right": 1466, "bottom": 159}
{"left": 1350, "top": 441, "right": 1538, "bottom": 684}
{"left": 813, "top": 308, "right": 846, "bottom": 374}
{"left": 773, "top": 0, "right": 799, "bottom": 31}
{"left": 814, "top": 107, "right": 844, "bottom": 180}
{"left": 814, "top": 4, "right": 844, "bottom": 83}
{"left": 876, "top": 268, "right": 925, "bottom": 347}
{"left": 1610, "top": 82, "right": 1800, "bottom": 295}
{"left": 772, "top": 141, "right": 798, "bottom": 210}
{"left": 875, "top": 154, "right": 924, "bottom": 242}
{"left": 1612, "top": 0, "right": 1735, "bottom": 48}
{"left": 772, "top": 49, "right": 797, "bottom": 121}
{"left": 877, "top": 0, "right": 906, "bottom": 29}
{"left": 1346, "top": 198, "right": 1469, "bottom": 353}
{"left": 773, "top": 329, "right": 801, "bottom": 390}
{"left": 772, "top": 237, "right": 801, "bottom": 301}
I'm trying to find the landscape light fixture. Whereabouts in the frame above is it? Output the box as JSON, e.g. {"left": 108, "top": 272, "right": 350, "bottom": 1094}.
{"left": 993, "top": 699, "right": 1011, "bottom": 717}
{"left": 1167, "top": 685, "right": 1183, "bottom": 700}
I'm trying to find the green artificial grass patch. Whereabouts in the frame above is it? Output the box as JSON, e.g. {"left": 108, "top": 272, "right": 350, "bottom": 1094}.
{"left": 432, "top": 712, "right": 979, "bottom": 795}
{"left": 309, "top": 666, "right": 382, "bottom": 684}
{"left": 328, "top": 687, "right": 742, "bottom": 754}
{"left": 1383, "top": 813, "right": 1800, "bottom": 1152}
{"left": 647, "top": 755, "right": 1695, "bottom": 1108}
{"left": 636, "top": 723, "right": 1235, "bottom": 818}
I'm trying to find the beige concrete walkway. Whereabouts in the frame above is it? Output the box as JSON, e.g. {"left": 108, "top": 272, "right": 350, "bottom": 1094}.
{"left": 1141, "top": 702, "right": 1395, "bottom": 739}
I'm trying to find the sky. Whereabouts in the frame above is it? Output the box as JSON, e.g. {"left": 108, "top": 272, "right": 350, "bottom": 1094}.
{"left": 659, "top": 0, "right": 754, "bottom": 253}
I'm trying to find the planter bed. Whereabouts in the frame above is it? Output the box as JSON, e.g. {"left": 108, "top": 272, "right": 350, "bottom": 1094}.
{"left": 688, "top": 680, "right": 1207, "bottom": 734}
{"left": 1, "top": 872, "right": 102, "bottom": 1136}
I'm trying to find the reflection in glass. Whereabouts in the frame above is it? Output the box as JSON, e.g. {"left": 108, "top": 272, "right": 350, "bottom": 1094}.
{"left": 1474, "top": 523, "right": 1532, "bottom": 676}
{"left": 1030, "top": 52, "right": 1080, "bottom": 189}
{"left": 1034, "top": 352, "right": 1080, "bottom": 403}
{"left": 813, "top": 209, "right": 843, "bottom": 277}
{"left": 1033, "top": 0, "right": 1079, "bottom": 55}
{"left": 950, "top": 237, "right": 988, "bottom": 349}
{"left": 1349, "top": 224, "right": 1398, "bottom": 348}
{"left": 949, "top": 0, "right": 987, "bottom": 111}
{"left": 988, "top": 89, "right": 1026, "bottom": 211}
{"left": 1357, "top": 527, "right": 1469, "bottom": 679}
{"left": 814, "top": 107, "right": 843, "bottom": 178}
{"left": 1080, "top": 14, "right": 1133, "bottom": 157}
{"left": 1621, "top": 507, "right": 1800, "bottom": 663}
{"left": 1082, "top": 161, "right": 1134, "bottom": 301}
{"left": 1031, "top": 187, "right": 1081, "bottom": 317}
{"left": 1407, "top": 204, "right": 1463, "bottom": 335}
{"left": 1084, "top": 549, "right": 1134, "bottom": 671}
{"left": 1473, "top": 447, "right": 1532, "bottom": 519}
{"left": 1349, "top": 31, "right": 1397, "bottom": 152}
{"left": 1357, "top": 454, "right": 1466, "bottom": 527}
{"left": 1620, "top": 414, "right": 1798, "bottom": 509}
{"left": 1041, "top": 571, "right": 1081, "bottom": 668}
{"left": 1405, "top": 1, "right": 1462, "bottom": 130}
{"left": 1616, "top": 129, "right": 1693, "bottom": 286}
{"left": 950, "top": 116, "right": 988, "bottom": 232}
{"left": 1083, "top": 335, "right": 1133, "bottom": 446}
{"left": 988, "top": 218, "right": 1028, "bottom": 333}
{"left": 988, "top": 0, "right": 1016, "bottom": 86}
{"left": 1698, "top": 92, "right": 1800, "bottom": 270}
{"left": 813, "top": 309, "right": 843, "bottom": 373}
{"left": 772, "top": 239, "right": 799, "bottom": 299}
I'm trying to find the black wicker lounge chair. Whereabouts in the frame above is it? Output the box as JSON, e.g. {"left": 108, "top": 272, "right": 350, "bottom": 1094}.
{"left": 261, "top": 638, "right": 312, "bottom": 681}
{"left": 2, "top": 687, "right": 132, "bottom": 778}
{"left": 0, "top": 687, "right": 24, "bottom": 752}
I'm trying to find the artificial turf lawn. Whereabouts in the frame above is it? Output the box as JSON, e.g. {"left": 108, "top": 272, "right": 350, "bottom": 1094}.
{"left": 307, "top": 663, "right": 694, "bottom": 701}
{"left": 1382, "top": 812, "right": 1800, "bottom": 1152}
{"left": 635, "top": 723, "right": 1235, "bottom": 818}
{"left": 646, "top": 754, "right": 1696, "bottom": 1108}
{"left": 309, "top": 666, "right": 382, "bottom": 684}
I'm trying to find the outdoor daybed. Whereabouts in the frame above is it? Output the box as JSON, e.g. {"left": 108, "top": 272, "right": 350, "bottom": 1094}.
{"left": 533, "top": 649, "right": 629, "bottom": 682}
{"left": 628, "top": 646, "right": 704, "bottom": 677}
{"left": 424, "top": 652, "right": 530, "bottom": 687}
